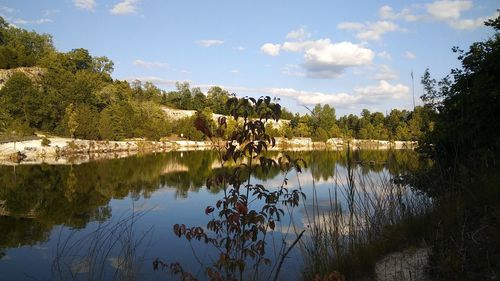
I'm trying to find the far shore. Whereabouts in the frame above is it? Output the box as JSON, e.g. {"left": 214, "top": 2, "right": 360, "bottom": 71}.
{"left": 0, "top": 136, "right": 417, "bottom": 165}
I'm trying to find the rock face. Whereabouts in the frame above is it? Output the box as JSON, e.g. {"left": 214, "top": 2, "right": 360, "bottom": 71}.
{"left": 0, "top": 67, "right": 45, "bottom": 90}
{"left": 375, "top": 247, "right": 430, "bottom": 281}
{"left": 161, "top": 107, "right": 290, "bottom": 129}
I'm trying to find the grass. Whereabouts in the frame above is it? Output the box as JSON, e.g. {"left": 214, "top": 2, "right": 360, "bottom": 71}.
{"left": 50, "top": 209, "right": 153, "bottom": 281}
{"left": 301, "top": 148, "right": 432, "bottom": 280}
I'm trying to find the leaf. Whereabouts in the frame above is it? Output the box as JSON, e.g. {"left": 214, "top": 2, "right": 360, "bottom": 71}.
{"left": 205, "top": 206, "right": 215, "bottom": 215}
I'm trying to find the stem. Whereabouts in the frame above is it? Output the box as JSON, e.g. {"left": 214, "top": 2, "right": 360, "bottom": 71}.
{"left": 272, "top": 230, "right": 305, "bottom": 281}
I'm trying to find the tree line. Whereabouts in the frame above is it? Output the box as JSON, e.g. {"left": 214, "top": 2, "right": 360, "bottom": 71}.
{"left": 0, "top": 16, "right": 434, "bottom": 142}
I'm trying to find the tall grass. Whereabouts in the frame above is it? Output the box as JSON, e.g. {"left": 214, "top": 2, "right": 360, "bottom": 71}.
{"left": 302, "top": 148, "right": 432, "bottom": 280}
{"left": 50, "top": 209, "right": 152, "bottom": 281}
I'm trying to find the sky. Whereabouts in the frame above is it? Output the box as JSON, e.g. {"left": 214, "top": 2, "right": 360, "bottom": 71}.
{"left": 0, "top": 0, "right": 498, "bottom": 115}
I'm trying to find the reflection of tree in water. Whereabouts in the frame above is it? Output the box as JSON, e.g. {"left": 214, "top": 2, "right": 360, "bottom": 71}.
{"left": 0, "top": 149, "right": 422, "bottom": 251}
{"left": 286, "top": 149, "right": 423, "bottom": 181}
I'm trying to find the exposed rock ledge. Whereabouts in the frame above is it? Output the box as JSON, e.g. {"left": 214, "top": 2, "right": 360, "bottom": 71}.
{"left": 0, "top": 136, "right": 417, "bottom": 165}
{"left": 0, "top": 67, "right": 45, "bottom": 90}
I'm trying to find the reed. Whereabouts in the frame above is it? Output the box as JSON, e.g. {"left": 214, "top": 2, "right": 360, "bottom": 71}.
{"left": 302, "top": 148, "right": 432, "bottom": 280}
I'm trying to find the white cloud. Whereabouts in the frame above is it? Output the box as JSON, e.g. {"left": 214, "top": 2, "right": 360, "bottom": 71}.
{"left": 426, "top": 0, "right": 472, "bottom": 20}
{"left": 355, "top": 80, "right": 409, "bottom": 100}
{"left": 420, "top": 0, "right": 493, "bottom": 30}
{"left": 377, "top": 51, "right": 392, "bottom": 60}
{"left": 404, "top": 51, "right": 416, "bottom": 59}
{"left": 260, "top": 43, "right": 281, "bottom": 56}
{"left": 448, "top": 11, "right": 500, "bottom": 30}
{"left": 43, "top": 9, "right": 60, "bottom": 17}
{"left": 379, "top": 2, "right": 494, "bottom": 31}
{"left": 267, "top": 80, "right": 408, "bottom": 107}
{"left": 133, "top": 59, "right": 167, "bottom": 69}
{"left": 195, "top": 39, "right": 224, "bottom": 47}
{"left": 379, "top": 5, "right": 419, "bottom": 21}
{"left": 302, "top": 41, "right": 374, "bottom": 78}
{"left": 286, "top": 27, "right": 311, "bottom": 41}
{"left": 110, "top": 0, "right": 139, "bottom": 15}
{"left": 337, "top": 20, "right": 403, "bottom": 41}
{"left": 14, "top": 18, "right": 53, "bottom": 25}
{"left": 74, "top": 0, "right": 96, "bottom": 11}
{"left": 268, "top": 88, "right": 359, "bottom": 107}
{"left": 230, "top": 69, "right": 240, "bottom": 74}
{"left": 262, "top": 38, "right": 374, "bottom": 78}
{"left": 0, "top": 5, "right": 14, "bottom": 14}
{"left": 374, "top": 64, "right": 398, "bottom": 80}
{"left": 280, "top": 64, "right": 305, "bottom": 77}
{"left": 126, "top": 76, "right": 178, "bottom": 87}
{"left": 234, "top": 46, "right": 246, "bottom": 51}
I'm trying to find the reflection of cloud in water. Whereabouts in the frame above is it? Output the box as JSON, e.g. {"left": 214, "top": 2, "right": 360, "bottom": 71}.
{"left": 1, "top": 254, "right": 11, "bottom": 261}
{"left": 108, "top": 256, "right": 129, "bottom": 271}
{"left": 131, "top": 203, "right": 165, "bottom": 212}
{"left": 33, "top": 245, "right": 49, "bottom": 251}
{"left": 70, "top": 258, "right": 91, "bottom": 274}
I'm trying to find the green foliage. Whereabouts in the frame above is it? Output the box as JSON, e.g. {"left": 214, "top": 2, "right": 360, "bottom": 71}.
{"left": 41, "top": 137, "right": 51, "bottom": 147}
{"left": 0, "top": 16, "right": 433, "bottom": 143}
{"left": 409, "top": 14, "right": 500, "bottom": 280}
{"left": 158, "top": 97, "right": 306, "bottom": 281}
{"left": 0, "top": 16, "right": 54, "bottom": 68}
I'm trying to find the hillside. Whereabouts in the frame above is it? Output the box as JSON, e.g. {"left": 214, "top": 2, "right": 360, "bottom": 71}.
{"left": 0, "top": 67, "right": 45, "bottom": 90}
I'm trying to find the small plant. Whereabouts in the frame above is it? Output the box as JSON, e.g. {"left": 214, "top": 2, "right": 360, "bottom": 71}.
{"left": 41, "top": 136, "right": 51, "bottom": 147}
{"left": 154, "top": 96, "right": 306, "bottom": 281}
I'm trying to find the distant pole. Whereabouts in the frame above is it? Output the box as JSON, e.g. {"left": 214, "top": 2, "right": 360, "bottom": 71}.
{"left": 411, "top": 70, "right": 416, "bottom": 109}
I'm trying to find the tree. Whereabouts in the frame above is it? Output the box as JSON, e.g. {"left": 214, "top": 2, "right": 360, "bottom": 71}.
{"left": 65, "top": 104, "right": 78, "bottom": 139}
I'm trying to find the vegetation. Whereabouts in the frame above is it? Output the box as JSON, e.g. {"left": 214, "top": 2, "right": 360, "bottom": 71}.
{"left": 404, "top": 14, "right": 500, "bottom": 280}
{"left": 154, "top": 96, "right": 307, "bottom": 280}
{"left": 0, "top": 16, "right": 433, "bottom": 143}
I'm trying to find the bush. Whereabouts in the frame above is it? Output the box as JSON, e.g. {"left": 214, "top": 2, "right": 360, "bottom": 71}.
{"left": 41, "top": 137, "right": 51, "bottom": 146}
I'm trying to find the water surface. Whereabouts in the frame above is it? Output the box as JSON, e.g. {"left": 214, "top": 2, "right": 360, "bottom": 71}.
{"left": 0, "top": 149, "right": 421, "bottom": 280}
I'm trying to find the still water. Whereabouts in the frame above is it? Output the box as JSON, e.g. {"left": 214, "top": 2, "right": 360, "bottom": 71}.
{"left": 0, "top": 149, "right": 421, "bottom": 281}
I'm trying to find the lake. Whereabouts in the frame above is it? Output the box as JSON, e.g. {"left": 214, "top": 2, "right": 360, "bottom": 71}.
{"left": 0, "top": 149, "right": 426, "bottom": 281}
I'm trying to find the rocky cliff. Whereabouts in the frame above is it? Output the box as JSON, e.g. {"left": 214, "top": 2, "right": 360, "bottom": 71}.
{"left": 0, "top": 67, "right": 45, "bottom": 90}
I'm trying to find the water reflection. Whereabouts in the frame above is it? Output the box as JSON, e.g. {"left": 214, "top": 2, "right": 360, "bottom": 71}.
{"left": 0, "top": 149, "right": 422, "bottom": 279}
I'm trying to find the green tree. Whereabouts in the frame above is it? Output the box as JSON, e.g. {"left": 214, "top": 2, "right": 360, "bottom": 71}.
{"left": 65, "top": 103, "right": 78, "bottom": 139}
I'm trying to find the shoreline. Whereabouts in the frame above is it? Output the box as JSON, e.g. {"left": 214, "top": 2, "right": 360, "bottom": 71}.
{"left": 0, "top": 136, "right": 417, "bottom": 165}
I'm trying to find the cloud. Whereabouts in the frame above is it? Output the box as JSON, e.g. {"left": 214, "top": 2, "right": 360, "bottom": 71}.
{"left": 377, "top": 51, "right": 392, "bottom": 60}
{"left": 43, "top": 9, "right": 60, "bottom": 17}
{"left": 234, "top": 46, "right": 246, "bottom": 51}
{"left": 302, "top": 41, "right": 374, "bottom": 78}
{"left": 230, "top": 69, "right": 240, "bottom": 74}
{"left": 355, "top": 80, "right": 408, "bottom": 100}
{"left": 260, "top": 43, "right": 281, "bottom": 56}
{"left": 110, "top": 0, "right": 139, "bottom": 15}
{"left": 281, "top": 64, "right": 305, "bottom": 77}
{"left": 262, "top": 37, "right": 374, "bottom": 78}
{"left": 195, "top": 39, "right": 224, "bottom": 47}
{"left": 404, "top": 51, "right": 416, "bottom": 59}
{"left": 379, "top": 5, "right": 419, "bottom": 21}
{"left": 14, "top": 18, "right": 53, "bottom": 25}
{"left": 74, "top": 0, "right": 96, "bottom": 11}
{"left": 267, "top": 80, "right": 408, "bottom": 107}
{"left": 286, "top": 27, "right": 311, "bottom": 41}
{"left": 126, "top": 76, "right": 178, "bottom": 87}
{"left": 381, "top": 1, "right": 496, "bottom": 30}
{"left": 269, "top": 88, "right": 359, "bottom": 107}
{"left": 133, "top": 59, "right": 167, "bottom": 69}
{"left": 374, "top": 64, "right": 398, "bottom": 80}
{"left": 426, "top": 0, "right": 472, "bottom": 20}
{"left": 0, "top": 5, "right": 14, "bottom": 14}
{"left": 450, "top": 15, "right": 496, "bottom": 30}
{"left": 337, "top": 20, "right": 403, "bottom": 41}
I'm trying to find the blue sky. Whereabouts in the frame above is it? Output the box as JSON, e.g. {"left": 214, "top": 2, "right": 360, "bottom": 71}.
{"left": 0, "top": 0, "right": 498, "bottom": 115}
